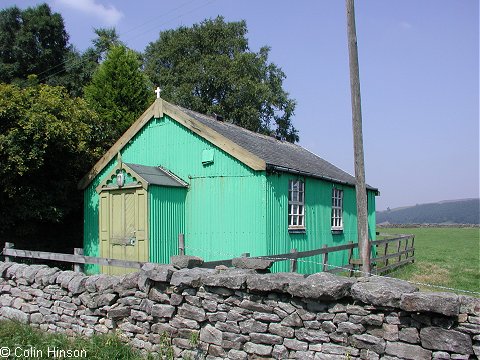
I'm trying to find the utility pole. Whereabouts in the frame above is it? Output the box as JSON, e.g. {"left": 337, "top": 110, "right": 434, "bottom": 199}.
{"left": 346, "top": 0, "right": 371, "bottom": 275}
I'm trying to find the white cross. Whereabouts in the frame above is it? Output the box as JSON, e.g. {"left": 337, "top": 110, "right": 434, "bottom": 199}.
{"left": 154, "top": 86, "right": 161, "bottom": 99}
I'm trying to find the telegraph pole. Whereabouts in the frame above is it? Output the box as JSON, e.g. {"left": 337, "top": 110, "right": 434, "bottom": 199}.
{"left": 346, "top": 0, "right": 371, "bottom": 275}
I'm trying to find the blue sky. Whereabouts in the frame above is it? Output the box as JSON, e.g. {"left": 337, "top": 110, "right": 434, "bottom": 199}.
{"left": 7, "top": 0, "right": 479, "bottom": 210}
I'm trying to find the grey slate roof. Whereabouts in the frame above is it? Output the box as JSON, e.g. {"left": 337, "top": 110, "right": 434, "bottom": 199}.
{"left": 176, "top": 106, "right": 377, "bottom": 190}
{"left": 126, "top": 163, "right": 187, "bottom": 188}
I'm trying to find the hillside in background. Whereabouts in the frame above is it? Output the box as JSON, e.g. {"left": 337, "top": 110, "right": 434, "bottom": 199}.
{"left": 376, "top": 198, "right": 480, "bottom": 224}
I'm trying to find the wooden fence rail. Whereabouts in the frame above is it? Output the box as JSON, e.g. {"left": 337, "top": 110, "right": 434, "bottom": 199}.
{"left": 2, "top": 243, "right": 146, "bottom": 271}
{"left": 2, "top": 234, "right": 414, "bottom": 275}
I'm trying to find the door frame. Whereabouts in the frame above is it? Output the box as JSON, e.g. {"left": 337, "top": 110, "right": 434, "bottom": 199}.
{"left": 98, "top": 186, "right": 149, "bottom": 274}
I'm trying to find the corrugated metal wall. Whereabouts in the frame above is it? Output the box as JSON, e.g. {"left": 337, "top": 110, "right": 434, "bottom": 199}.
{"left": 83, "top": 115, "right": 265, "bottom": 272}
{"left": 118, "top": 116, "right": 254, "bottom": 180}
{"left": 367, "top": 190, "right": 377, "bottom": 241}
{"left": 185, "top": 174, "right": 266, "bottom": 261}
{"left": 83, "top": 113, "right": 377, "bottom": 274}
{"left": 266, "top": 172, "right": 377, "bottom": 274}
{"left": 83, "top": 185, "right": 101, "bottom": 274}
{"left": 149, "top": 185, "right": 186, "bottom": 264}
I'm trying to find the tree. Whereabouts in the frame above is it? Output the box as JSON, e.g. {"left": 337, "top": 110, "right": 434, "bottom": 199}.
{"left": 84, "top": 45, "right": 152, "bottom": 144}
{"left": 144, "top": 16, "right": 298, "bottom": 142}
{"left": 0, "top": 83, "right": 103, "bottom": 247}
{"left": 60, "top": 28, "right": 123, "bottom": 98}
{"left": 0, "top": 3, "right": 69, "bottom": 84}
{"left": 90, "top": 27, "right": 122, "bottom": 63}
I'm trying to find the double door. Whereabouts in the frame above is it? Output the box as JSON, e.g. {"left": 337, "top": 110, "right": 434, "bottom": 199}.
{"left": 99, "top": 188, "right": 148, "bottom": 274}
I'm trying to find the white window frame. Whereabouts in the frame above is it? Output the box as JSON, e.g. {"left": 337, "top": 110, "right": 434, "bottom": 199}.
{"left": 288, "top": 179, "right": 305, "bottom": 230}
{"left": 331, "top": 188, "right": 343, "bottom": 231}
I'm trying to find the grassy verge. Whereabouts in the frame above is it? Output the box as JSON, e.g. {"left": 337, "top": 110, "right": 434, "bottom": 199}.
{"left": 378, "top": 227, "right": 479, "bottom": 295}
{"left": 0, "top": 321, "right": 158, "bottom": 360}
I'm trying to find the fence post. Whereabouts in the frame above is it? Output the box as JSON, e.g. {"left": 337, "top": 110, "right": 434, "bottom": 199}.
{"left": 397, "top": 238, "right": 402, "bottom": 263}
{"left": 178, "top": 233, "right": 185, "bottom": 256}
{"left": 411, "top": 236, "right": 415, "bottom": 263}
{"left": 322, "top": 244, "right": 329, "bottom": 272}
{"left": 290, "top": 248, "right": 298, "bottom": 273}
{"left": 4, "top": 242, "right": 14, "bottom": 262}
{"left": 384, "top": 242, "right": 389, "bottom": 268}
{"left": 404, "top": 237, "right": 409, "bottom": 261}
{"left": 347, "top": 242, "right": 354, "bottom": 277}
{"left": 73, "top": 248, "right": 84, "bottom": 273}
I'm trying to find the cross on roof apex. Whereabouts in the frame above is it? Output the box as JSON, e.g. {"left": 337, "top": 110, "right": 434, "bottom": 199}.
{"left": 154, "top": 86, "right": 161, "bottom": 99}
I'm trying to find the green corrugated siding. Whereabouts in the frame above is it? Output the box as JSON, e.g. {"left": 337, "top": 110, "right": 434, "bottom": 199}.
{"left": 149, "top": 185, "right": 186, "bottom": 264}
{"left": 83, "top": 114, "right": 263, "bottom": 272}
{"left": 368, "top": 190, "right": 377, "bottom": 241}
{"left": 83, "top": 112, "right": 378, "bottom": 275}
{"left": 83, "top": 185, "right": 100, "bottom": 274}
{"left": 185, "top": 174, "right": 267, "bottom": 261}
{"left": 266, "top": 172, "right": 377, "bottom": 274}
{"left": 119, "top": 116, "right": 253, "bottom": 179}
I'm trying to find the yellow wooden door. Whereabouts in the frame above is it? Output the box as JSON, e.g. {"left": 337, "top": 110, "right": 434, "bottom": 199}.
{"left": 99, "top": 188, "right": 148, "bottom": 274}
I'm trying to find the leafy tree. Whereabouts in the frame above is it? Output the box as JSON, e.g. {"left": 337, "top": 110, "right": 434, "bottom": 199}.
{"left": 60, "top": 28, "right": 122, "bottom": 98}
{"left": 144, "top": 16, "right": 298, "bottom": 142}
{"left": 0, "top": 3, "right": 69, "bottom": 85}
{"left": 90, "top": 27, "right": 122, "bottom": 63}
{"left": 84, "top": 45, "right": 152, "bottom": 144}
{"left": 0, "top": 83, "right": 103, "bottom": 246}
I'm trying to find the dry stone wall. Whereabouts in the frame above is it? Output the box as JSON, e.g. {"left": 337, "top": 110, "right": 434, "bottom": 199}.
{"left": 0, "top": 260, "right": 478, "bottom": 360}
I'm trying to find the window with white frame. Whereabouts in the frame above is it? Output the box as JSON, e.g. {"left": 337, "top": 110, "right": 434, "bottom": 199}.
{"left": 331, "top": 188, "right": 343, "bottom": 230}
{"left": 288, "top": 179, "right": 305, "bottom": 229}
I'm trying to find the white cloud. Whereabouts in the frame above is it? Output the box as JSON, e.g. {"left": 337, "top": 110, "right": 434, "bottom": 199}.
{"left": 400, "top": 21, "right": 413, "bottom": 30}
{"left": 55, "top": 0, "right": 124, "bottom": 26}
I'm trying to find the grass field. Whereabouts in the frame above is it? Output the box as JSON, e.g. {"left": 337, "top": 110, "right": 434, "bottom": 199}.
{"left": 378, "top": 227, "right": 479, "bottom": 295}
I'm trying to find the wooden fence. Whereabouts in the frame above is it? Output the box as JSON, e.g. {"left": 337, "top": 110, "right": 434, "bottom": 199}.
{"left": 1, "top": 234, "right": 414, "bottom": 276}
{"left": 201, "top": 234, "right": 415, "bottom": 276}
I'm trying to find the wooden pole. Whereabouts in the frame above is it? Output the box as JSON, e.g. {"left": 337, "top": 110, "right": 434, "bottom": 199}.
{"left": 178, "top": 233, "right": 185, "bottom": 256}
{"left": 73, "top": 248, "right": 84, "bottom": 273}
{"left": 290, "top": 248, "right": 298, "bottom": 273}
{"left": 4, "top": 242, "right": 14, "bottom": 262}
{"left": 322, "top": 244, "right": 329, "bottom": 272}
{"left": 346, "top": 0, "right": 371, "bottom": 275}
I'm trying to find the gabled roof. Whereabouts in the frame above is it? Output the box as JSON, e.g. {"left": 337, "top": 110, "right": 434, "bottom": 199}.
{"left": 178, "top": 106, "right": 377, "bottom": 190}
{"left": 95, "top": 162, "right": 188, "bottom": 192}
{"left": 126, "top": 163, "right": 188, "bottom": 188}
{"left": 79, "top": 98, "right": 377, "bottom": 191}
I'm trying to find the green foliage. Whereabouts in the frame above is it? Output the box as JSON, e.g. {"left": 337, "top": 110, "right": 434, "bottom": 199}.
{"left": 144, "top": 16, "right": 298, "bottom": 142}
{"left": 189, "top": 331, "right": 199, "bottom": 346}
{"left": 85, "top": 45, "right": 152, "bottom": 144}
{"left": 91, "top": 27, "right": 123, "bottom": 63}
{"left": 380, "top": 227, "right": 480, "bottom": 294}
{"left": 0, "top": 3, "right": 69, "bottom": 84}
{"left": 158, "top": 331, "right": 174, "bottom": 360}
{"left": 0, "top": 83, "right": 103, "bottom": 239}
{"left": 59, "top": 28, "right": 123, "bottom": 98}
{"left": 0, "top": 321, "right": 161, "bottom": 359}
{"left": 0, "top": 2, "right": 123, "bottom": 97}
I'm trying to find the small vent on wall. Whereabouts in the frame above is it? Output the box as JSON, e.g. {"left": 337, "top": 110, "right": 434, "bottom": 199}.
{"left": 202, "top": 149, "right": 214, "bottom": 165}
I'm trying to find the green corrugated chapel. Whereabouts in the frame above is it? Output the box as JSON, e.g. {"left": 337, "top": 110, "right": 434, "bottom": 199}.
{"left": 79, "top": 98, "right": 378, "bottom": 274}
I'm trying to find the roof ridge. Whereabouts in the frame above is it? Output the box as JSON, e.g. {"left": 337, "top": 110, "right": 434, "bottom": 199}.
{"left": 79, "top": 99, "right": 377, "bottom": 192}
{"left": 176, "top": 104, "right": 298, "bottom": 146}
